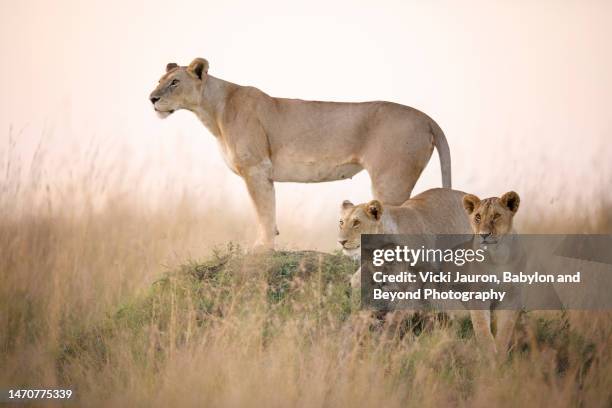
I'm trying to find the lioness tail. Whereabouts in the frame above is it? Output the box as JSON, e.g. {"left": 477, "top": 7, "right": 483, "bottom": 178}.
{"left": 430, "top": 120, "right": 452, "bottom": 188}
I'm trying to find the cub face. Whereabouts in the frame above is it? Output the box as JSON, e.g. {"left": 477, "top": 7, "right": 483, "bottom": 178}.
{"left": 338, "top": 199, "right": 383, "bottom": 258}
{"left": 149, "top": 58, "right": 209, "bottom": 118}
{"left": 462, "top": 191, "right": 520, "bottom": 245}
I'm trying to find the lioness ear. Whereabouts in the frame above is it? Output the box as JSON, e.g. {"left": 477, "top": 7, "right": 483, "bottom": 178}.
{"left": 187, "top": 58, "right": 209, "bottom": 80}
{"left": 463, "top": 194, "right": 481, "bottom": 215}
{"left": 341, "top": 200, "right": 354, "bottom": 210}
{"left": 166, "top": 62, "right": 178, "bottom": 72}
{"left": 365, "top": 200, "right": 383, "bottom": 221}
{"left": 500, "top": 191, "right": 520, "bottom": 214}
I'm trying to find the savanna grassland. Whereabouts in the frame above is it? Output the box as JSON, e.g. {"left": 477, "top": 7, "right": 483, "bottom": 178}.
{"left": 1, "top": 139, "right": 611, "bottom": 408}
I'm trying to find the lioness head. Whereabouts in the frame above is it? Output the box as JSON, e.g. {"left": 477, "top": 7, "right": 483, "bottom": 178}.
{"left": 338, "top": 199, "right": 383, "bottom": 258}
{"left": 149, "top": 58, "right": 210, "bottom": 118}
{"left": 462, "top": 191, "right": 520, "bottom": 245}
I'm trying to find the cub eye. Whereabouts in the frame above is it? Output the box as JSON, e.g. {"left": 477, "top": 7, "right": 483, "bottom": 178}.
{"left": 493, "top": 213, "right": 501, "bottom": 220}
{"left": 170, "top": 79, "right": 180, "bottom": 87}
{"left": 352, "top": 219, "right": 360, "bottom": 228}
{"left": 339, "top": 220, "right": 344, "bottom": 227}
{"left": 474, "top": 214, "right": 481, "bottom": 224}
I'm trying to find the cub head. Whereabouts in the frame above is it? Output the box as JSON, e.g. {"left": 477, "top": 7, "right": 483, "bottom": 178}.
{"left": 338, "top": 199, "right": 383, "bottom": 258}
{"left": 463, "top": 191, "right": 520, "bottom": 245}
{"left": 149, "top": 58, "right": 210, "bottom": 118}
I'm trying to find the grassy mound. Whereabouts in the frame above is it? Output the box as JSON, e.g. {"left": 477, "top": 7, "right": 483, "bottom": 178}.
{"left": 54, "top": 246, "right": 610, "bottom": 407}
{"left": 58, "top": 247, "right": 357, "bottom": 372}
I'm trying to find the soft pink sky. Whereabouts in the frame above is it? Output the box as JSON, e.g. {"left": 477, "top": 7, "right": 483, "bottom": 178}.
{"left": 1, "top": 0, "right": 611, "bottom": 226}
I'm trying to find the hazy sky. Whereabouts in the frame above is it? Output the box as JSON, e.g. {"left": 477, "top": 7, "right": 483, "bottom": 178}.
{"left": 1, "top": 0, "right": 611, "bottom": 221}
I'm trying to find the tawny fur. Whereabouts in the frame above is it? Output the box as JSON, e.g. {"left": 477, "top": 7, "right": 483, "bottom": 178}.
{"left": 463, "top": 191, "right": 522, "bottom": 356}
{"left": 338, "top": 188, "right": 472, "bottom": 290}
{"left": 150, "top": 58, "right": 452, "bottom": 249}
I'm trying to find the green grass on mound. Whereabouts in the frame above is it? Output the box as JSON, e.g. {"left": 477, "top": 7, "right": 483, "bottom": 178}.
{"left": 54, "top": 246, "right": 610, "bottom": 407}
{"left": 58, "top": 246, "right": 358, "bottom": 371}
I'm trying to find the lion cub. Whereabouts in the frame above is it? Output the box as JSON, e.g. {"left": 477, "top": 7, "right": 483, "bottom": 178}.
{"left": 338, "top": 188, "right": 472, "bottom": 288}
{"left": 463, "top": 191, "right": 521, "bottom": 355}
{"left": 339, "top": 188, "right": 521, "bottom": 356}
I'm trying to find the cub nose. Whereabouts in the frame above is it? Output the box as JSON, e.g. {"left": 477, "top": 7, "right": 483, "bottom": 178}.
{"left": 150, "top": 96, "right": 160, "bottom": 105}
{"left": 480, "top": 233, "right": 491, "bottom": 240}
{"left": 338, "top": 240, "right": 348, "bottom": 247}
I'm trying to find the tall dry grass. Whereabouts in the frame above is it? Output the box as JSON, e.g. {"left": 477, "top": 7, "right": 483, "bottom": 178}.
{"left": 1, "top": 137, "right": 611, "bottom": 407}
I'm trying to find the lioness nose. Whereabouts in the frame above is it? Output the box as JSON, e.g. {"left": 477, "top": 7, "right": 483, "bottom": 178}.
{"left": 150, "top": 96, "right": 160, "bottom": 105}
{"left": 338, "top": 240, "right": 348, "bottom": 246}
{"left": 480, "top": 233, "right": 491, "bottom": 240}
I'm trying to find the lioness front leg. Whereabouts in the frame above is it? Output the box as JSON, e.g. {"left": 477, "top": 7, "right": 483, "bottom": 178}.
{"left": 470, "top": 310, "right": 497, "bottom": 354}
{"left": 350, "top": 267, "right": 361, "bottom": 290}
{"left": 495, "top": 310, "right": 519, "bottom": 357}
{"left": 243, "top": 164, "right": 277, "bottom": 250}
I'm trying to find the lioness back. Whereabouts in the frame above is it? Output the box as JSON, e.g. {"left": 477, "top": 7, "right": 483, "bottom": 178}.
{"left": 394, "top": 188, "right": 472, "bottom": 235}
{"left": 338, "top": 188, "right": 472, "bottom": 257}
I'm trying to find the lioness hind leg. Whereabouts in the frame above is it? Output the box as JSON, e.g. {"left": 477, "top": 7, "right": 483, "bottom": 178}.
{"left": 364, "top": 128, "right": 434, "bottom": 204}
{"left": 368, "top": 170, "right": 414, "bottom": 206}
{"left": 367, "top": 159, "right": 429, "bottom": 205}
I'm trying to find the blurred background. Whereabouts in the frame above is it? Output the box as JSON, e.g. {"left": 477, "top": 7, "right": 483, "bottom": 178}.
{"left": 1, "top": 2, "right": 612, "bottom": 401}
{"left": 1, "top": 0, "right": 611, "bottom": 250}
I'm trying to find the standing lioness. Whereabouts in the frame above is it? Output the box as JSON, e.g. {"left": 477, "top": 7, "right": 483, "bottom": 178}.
{"left": 149, "top": 58, "right": 451, "bottom": 249}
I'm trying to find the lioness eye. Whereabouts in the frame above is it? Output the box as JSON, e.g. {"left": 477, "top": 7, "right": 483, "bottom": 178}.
{"left": 353, "top": 220, "right": 360, "bottom": 228}
{"left": 475, "top": 214, "right": 481, "bottom": 224}
{"left": 170, "top": 79, "right": 179, "bottom": 86}
{"left": 339, "top": 220, "right": 344, "bottom": 226}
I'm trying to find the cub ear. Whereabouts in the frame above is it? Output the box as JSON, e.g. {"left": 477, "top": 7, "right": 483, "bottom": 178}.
{"left": 166, "top": 62, "right": 178, "bottom": 72}
{"left": 500, "top": 191, "right": 520, "bottom": 214}
{"left": 341, "top": 200, "right": 354, "bottom": 210}
{"left": 187, "top": 58, "right": 209, "bottom": 80}
{"left": 463, "top": 194, "right": 481, "bottom": 215}
{"left": 365, "top": 200, "right": 383, "bottom": 221}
